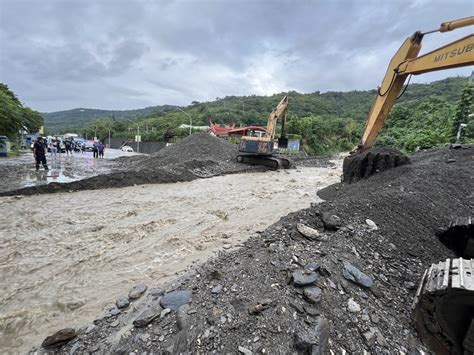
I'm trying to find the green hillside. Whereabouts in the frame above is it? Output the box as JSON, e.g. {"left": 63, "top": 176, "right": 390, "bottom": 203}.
{"left": 43, "top": 76, "right": 473, "bottom": 154}
{"left": 43, "top": 105, "right": 177, "bottom": 133}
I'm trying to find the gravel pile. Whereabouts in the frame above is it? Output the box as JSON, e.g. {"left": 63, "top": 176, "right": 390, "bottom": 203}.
{"left": 39, "top": 145, "right": 473, "bottom": 353}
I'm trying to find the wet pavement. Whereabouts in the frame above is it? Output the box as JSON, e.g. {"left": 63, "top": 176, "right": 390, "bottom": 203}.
{"left": 0, "top": 149, "right": 142, "bottom": 193}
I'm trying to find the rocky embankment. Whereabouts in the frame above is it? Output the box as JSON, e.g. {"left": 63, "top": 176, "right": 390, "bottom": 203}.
{"left": 35, "top": 145, "right": 473, "bottom": 353}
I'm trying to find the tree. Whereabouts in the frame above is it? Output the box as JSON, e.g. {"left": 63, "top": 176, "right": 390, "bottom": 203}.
{"left": 0, "top": 83, "right": 43, "bottom": 139}
{"left": 452, "top": 83, "right": 473, "bottom": 142}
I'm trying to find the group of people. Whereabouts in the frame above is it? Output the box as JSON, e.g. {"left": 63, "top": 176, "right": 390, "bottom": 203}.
{"left": 92, "top": 141, "right": 106, "bottom": 158}
{"left": 32, "top": 137, "right": 106, "bottom": 171}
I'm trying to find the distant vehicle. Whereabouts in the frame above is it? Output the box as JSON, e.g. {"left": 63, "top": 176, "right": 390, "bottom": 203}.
{"left": 121, "top": 146, "right": 134, "bottom": 152}
{"left": 84, "top": 141, "right": 96, "bottom": 152}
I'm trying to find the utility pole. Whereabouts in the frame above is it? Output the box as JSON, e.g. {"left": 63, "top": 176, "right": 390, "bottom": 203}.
{"left": 108, "top": 129, "right": 111, "bottom": 148}
{"left": 137, "top": 125, "right": 140, "bottom": 153}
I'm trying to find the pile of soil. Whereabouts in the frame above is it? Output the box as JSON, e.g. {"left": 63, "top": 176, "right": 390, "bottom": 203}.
{"left": 42, "top": 145, "right": 473, "bottom": 353}
{"left": 0, "top": 134, "right": 263, "bottom": 196}
{"left": 342, "top": 147, "right": 410, "bottom": 183}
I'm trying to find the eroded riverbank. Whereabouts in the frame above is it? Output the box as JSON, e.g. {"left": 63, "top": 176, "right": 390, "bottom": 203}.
{"left": 0, "top": 162, "right": 341, "bottom": 353}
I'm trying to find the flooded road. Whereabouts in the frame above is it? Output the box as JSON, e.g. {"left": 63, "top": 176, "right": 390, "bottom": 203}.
{"left": 0, "top": 161, "right": 342, "bottom": 353}
{"left": 0, "top": 149, "right": 141, "bottom": 193}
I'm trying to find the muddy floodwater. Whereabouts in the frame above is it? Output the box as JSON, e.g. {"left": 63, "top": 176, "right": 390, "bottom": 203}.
{"left": 0, "top": 162, "right": 341, "bottom": 352}
{"left": 0, "top": 149, "right": 141, "bottom": 193}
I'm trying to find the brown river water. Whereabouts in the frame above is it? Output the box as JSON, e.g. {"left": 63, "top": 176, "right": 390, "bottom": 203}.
{"left": 0, "top": 162, "right": 341, "bottom": 353}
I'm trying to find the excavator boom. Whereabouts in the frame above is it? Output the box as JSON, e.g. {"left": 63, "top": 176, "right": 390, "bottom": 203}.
{"left": 357, "top": 16, "right": 474, "bottom": 152}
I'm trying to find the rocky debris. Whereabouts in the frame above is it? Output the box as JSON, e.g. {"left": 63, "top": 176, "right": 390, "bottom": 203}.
{"left": 176, "top": 304, "right": 190, "bottom": 331}
{"left": 297, "top": 223, "right": 322, "bottom": 240}
{"left": 304, "top": 262, "right": 321, "bottom": 272}
{"left": 211, "top": 284, "right": 223, "bottom": 294}
{"left": 238, "top": 345, "right": 253, "bottom": 354}
{"left": 115, "top": 295, "right": 130, "bottom": 309}
{"left": 41, "top": 328, "right": 76, "bottom": 349}
{"left": 128, "top": 284, "right": 147, "bottom": 300}
{"left": 322, "top": 212, "right": 341, "bottom": 230}
{"left": 347, "top": 298, "right": 361, "bottom": 313}
{"left": 292, "top": 270, "right": 319, "bottom": 286}
{"left": 133, "top": 303, "right": 163, "bottom": 328}
{"left": 160, "top": 290, "right": 192, "bottom": 310}
{"left": 342, "top": 261, "right": 374, "bottom": 288}
{"left": 303, "top": 286, "right": 322, "bottom": 304}
{"left": 248, "top": 299, "right": 274, "bottom": 315}
{"left": 51, "top": 146, "right": 473, "bottom": 354}
{"left": 294, "top": 317, "right": 330, "bottom": 354}
{"left": 365, "top": 219, "right": 378, "bottom": 230}
{"left": 101, "top": 304, "right": 121, "bottom": 318}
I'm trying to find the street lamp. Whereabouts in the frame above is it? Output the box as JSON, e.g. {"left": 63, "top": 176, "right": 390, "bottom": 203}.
{"left": 124, "top": 119, "right": 140, "bottom": 153}
{"left": 176, "top": 108, "right": 192, "bottom": 136}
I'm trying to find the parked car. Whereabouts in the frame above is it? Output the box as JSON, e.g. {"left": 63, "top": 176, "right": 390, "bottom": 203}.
{"left": 121, "top": 146, "right": 134, "bottom": 152}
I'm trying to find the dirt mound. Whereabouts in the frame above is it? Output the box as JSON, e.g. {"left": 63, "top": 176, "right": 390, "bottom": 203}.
{"left": 51, "top": 146, "right": 473, "bottom": 353}
{"left": 0, "top": 135, "right": 252, "bottom": 196}
{"left": 342, "top": 147, "right": 410, "bottom": 183}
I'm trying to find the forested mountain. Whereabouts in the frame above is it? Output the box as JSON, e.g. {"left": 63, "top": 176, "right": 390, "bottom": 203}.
{"left": 44, "top": 76, "right": 473, "bottom": 154}
{"left": 43, "top": 105, "right": 177, "bottom": 133}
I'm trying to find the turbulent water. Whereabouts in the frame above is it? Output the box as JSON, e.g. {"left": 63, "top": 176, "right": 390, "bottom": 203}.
{"left": 0, "top": 164, "right": 341, "bottom": 352}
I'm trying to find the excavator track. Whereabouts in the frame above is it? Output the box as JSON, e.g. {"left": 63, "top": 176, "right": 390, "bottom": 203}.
{"left": 412, "top": 258, "right": 474, "bottom": 354}
{"left": 236, "top": 154, "right": 292, "bottom": 170}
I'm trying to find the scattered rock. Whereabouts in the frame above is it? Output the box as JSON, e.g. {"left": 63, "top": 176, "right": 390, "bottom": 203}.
{"left": 365, "top": 219, "right": 378, "bottom": 230}
{"left": 294, "top": 316, "right": 330, "bottom": 354}
{"left": 342, "top": 261, "right": 374, "bottom": 288}
{"left": 160, "top": 290, "right": 192, "bottom": 310}
{"left": 128, "top": 284, "right": 147, "bottom": 300}
{"left": 102, "top": 304, "right": 121, "bottom": 318}
{"left": 303, "top": 286, "right": 322, "bottom": 304}
{"left": 160, "top": 308, "right": 171, "bottom": 318}
{"left": 211, "top": 284, "right": 223, "bottom": 294}
{"left": 248, "top": 299, "right": 274, "bottom": 315}
{"left": 177, "top": 304, "right": 190, "bottom": 330}
{"left": 109, "top": 320, "right": 120, "bottom": 328}
{"left": 304, "top": 306, "right": 320, "bottom": 316}
{"left": 292, "top": 270, "right": 319, "bottom": 287}
{"left": 133, "top": 305, "right": 162, "bottom": 328}
{"left": 347, "top": 298, "right": 361, "bottom": 313}
{"left": 297, "top": 223, "right": 323, "bottom": 240}
{"left": 322, "top": 212, "right": 341, "bottom": 231}
{"left": 304, "top": 262, "right": 321, "bottom": 272}
{"left": 238, "top": 345, "right": 253, "bottom": 355}
{"left": 116, "top": 295, "right": 130, "bottom": 309}
{"left": 42, "top": 328, "right": 77, "bottom": 349}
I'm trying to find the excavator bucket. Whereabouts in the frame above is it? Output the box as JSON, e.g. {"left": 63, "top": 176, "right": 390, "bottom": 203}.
{"left": 342, "top": 147, "right": 410, "bottom": 183}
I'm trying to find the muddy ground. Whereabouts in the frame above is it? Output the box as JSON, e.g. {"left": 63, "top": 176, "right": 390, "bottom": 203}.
{"left": 0, "top": 149, "right": 142, "bottom": 194}
{"left": 0, "top": 134, "right": 336, "bottom": 197}
{"left": 40, "top": 145, "right": 473, "bottom": 354}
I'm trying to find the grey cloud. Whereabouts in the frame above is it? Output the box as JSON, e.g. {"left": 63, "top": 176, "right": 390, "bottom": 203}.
{"left": 0, "top": 0, "right": 472, "bottom": 112}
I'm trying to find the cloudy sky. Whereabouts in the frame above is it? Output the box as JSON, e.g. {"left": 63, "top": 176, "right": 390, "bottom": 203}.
{"left": 0, "top": 0, "right": 472, "bottom": 112}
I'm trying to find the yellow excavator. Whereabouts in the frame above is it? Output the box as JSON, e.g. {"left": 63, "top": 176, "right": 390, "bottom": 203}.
{"left": 343, "top": 17, "right": 474, "bottom": 354}
{"left": 237, "top": 95, "right": 292, "bottom": 169}
{"left": 343, "top": 16, "right": 474, "bottom": 184}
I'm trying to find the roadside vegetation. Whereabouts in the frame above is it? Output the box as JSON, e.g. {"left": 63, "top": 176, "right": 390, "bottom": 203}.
{"left": 0, "top": 84, "right": 43, "bottom": 148}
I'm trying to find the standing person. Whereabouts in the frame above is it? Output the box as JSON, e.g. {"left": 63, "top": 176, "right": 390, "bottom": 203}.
{"left": 50, "top": 139, "right": 57, "bottom": 160}
{"left": 64, "top": 139, "right": 73, "bottom": 155}
{"left": 81, "top": 143, "right": 86, "bottom": 154}
{"left": 33, "top": 137, "right": 49, "bottom": 170}
{"left": 98, "top": 141, "right": 105, "bottom": 158}
{"left": 92, "top": 141, "right": 99, "bottom": 158}
{"left": 55, "top": 139, "right": 61, "bottom": 157}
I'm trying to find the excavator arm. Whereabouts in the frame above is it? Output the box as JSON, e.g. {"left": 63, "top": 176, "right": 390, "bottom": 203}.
{"left": 265, "top": 95, "right": 289, "bottom": 140}
{"left": 356, "top": 16, "right": 474, "bottom": 153}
